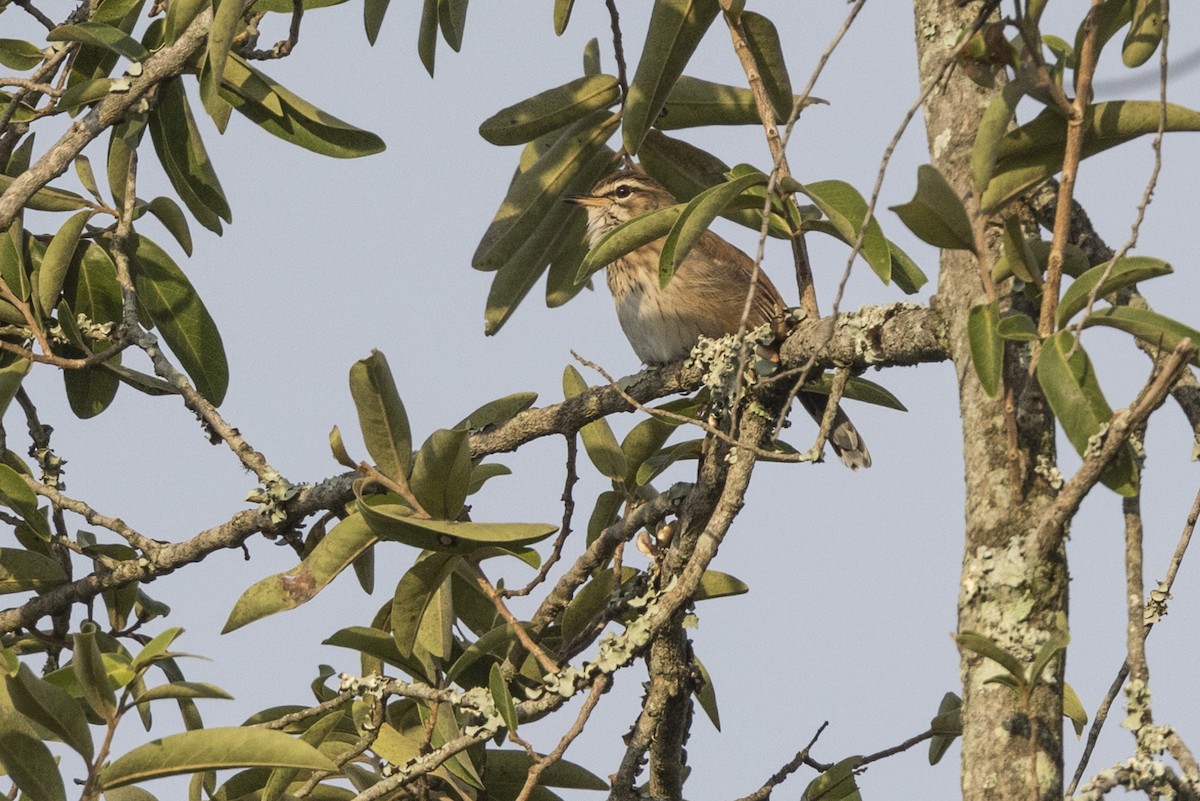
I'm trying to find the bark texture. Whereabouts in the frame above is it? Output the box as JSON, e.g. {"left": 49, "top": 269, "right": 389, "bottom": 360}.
{"left": 913, "top": 3, "right": 1067, "bottom": 800}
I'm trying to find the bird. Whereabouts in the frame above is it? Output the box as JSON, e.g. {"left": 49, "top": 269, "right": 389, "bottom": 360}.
{"left": 566, "top": 168, "right": 871, "bottom": 469}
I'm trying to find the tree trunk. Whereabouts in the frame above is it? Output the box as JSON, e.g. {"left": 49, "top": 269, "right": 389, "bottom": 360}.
{"left": 912, "top": 3, "right": 1067, "bottom": 799}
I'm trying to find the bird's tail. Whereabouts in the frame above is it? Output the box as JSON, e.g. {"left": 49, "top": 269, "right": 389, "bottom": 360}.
{"left": 797, "top": 392, "right": 872, "bottom": 470}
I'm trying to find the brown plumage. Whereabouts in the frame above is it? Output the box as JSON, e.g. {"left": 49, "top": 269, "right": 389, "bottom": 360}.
{"left": 567, "top": 169, "right": 871, "bottom": 469}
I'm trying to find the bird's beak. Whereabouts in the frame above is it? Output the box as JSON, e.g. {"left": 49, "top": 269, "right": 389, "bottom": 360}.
{"left": 564, "top": 193, "right": 603, "bottom": 207}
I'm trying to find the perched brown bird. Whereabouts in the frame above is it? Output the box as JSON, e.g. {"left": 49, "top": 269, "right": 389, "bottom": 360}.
{"left": 567, "top": 169, "right": 871, "bottom": 469}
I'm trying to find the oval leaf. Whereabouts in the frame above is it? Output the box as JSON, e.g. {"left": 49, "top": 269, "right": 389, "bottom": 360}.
{"left": 660, "top": 171, "right": 767, "bottom": 285}
{"left": 130, "top": 235, "right": 229, "bottom": 404}
{"left": 349, "top": 349, "right": 412, "bottom": 481}
{"left": 1056, "top": 256, "right": 1172, "bottom": 328}
{"left": 480, "top": 75, "right": 620, "bottom": 146}
{"left": 1036, "top": 330, "right": 1138, "bottom": 496}
{"left": 98, "top": 728, "right": 337, "bottom": 790}
{"left": 968, "top": 301, "right": 1003, "bottom": 397}
{"left": 890, "top": 164, "right": 976, "bottom": 253}
{"left": 222, "top": 512, "right": 378, "bottom": 633}
{"left": 563, "top": 364, "right": 627, "bottom": 481}
{"left": 622, "top": 0, "right": 722, "bottom": 154}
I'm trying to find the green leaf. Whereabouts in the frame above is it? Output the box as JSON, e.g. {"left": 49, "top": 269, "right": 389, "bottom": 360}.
{"left": 133, "top": 682, "right": 233, "bottom": 704}
{"left": 1081, "top": 306, "right": 1200, "bottom": 367}
{"left": 998, "top": 312, "right": 1040, "bottom": 342}
{"left": 1123, "top": 0, "right": 1162, "bottom": 68}
{"left": 0, "top": 547, "right": 66, "bottom": 592}
{"left": 0, "top": 174, "right": 89, "bottom": 212}
{"left": 639, "top": 130, "right": 792, "bottom": 239}
{"left": 0, "top": 708, "right": 67, "bottom": 801}
{"left": 0, "top": 353, "right": 33, "bottom": 424}
{"left": 456, "top": 391, "right": 537, "bottom": 431}
{"left": 364, "top": 0, "right": 389, "bottom": 44}
{"left": 538, "top": 244, "right": 594, "bottom": 311}
{"left": 998, "top": 215, "right": 1040, "bottom": 284}
{"left": 1056, "top": 257, "right": 1172, "bottom": 327}
{"left": 692, "top": 655, "right": 719, "bottom": 731}
{"left": 329, "top": 425, "right": 357, "bottom": 469}
{"left": 483, "top": 750, "right": 607, "bottom": 798}
{"left": 741, "top": 12, "right": 792, "bottom": 119}
{"left": 621, "top": 395, "right": 699, "bottom": 486}
{"left": 890, "top": 164, "right": 976, "bottom": 253}
{"left": 145, "top": 197, "right": 194, "bottom": 257}
{"left": 582, "top": 37, "right": 601, "bottom": 76}
{"left": 203, "top": 0, "right": 242, "bottom": 115}
{"left": 473, "top": 109, "right": 618, "bottom": 270}
{"left": 147, "top": 77, "right": 231, "bottom": 233}
{"left": 563, "top": 365, "right": 627, "bottom": 481}
{"left": 438, "top": 0, "right": 469, "bottom": 51}
{"left": 554, "top": 0, "right": 575, "bottom": 35}
{"left": 323, "top": 626, "right": 432, "bottom": 681}
{"left": 222, "top": 512, "right": 377, "bottom": 633}
{"left": 559, "top": 567, "right": 634, "bottom": 644}
{"left": 800, "top": 755, "right": 862, "bottom": 801}
{"left": 657, "top": 76, "right": 768, "bottom": 129}
{"left": 694, "top": 570, "right": 749, "bottom": 601}
{"left": 489, "top": 664, "right": 519, "bottom": 733}
{"left": 98, "top": 728, "right": 337, "bottom": 790}
{"left": 0, "top": 464, "right": 49, "bottom": 538}
{"left": 75, "top": 155, "right": 101, "bottom": 200}
{"left": 38, "top": 210, "right": 93, "bottom": 316}
{"left": 417, "top": 0, "right": 438, "bottom": 76}
{"left": 801, "top": 373, "right": 908, "bottom": 412}
{"left": 928, "top": 692, "right": 962, "bottom": 765}
{"left": 130, "top": 627, "right": 184, "bottom": 672}
{"left": 130, "top": 235, "right": 229, "bottom": 404}
{"left": 622, "top": 0, "right": 721, "bottom": 154}
{"left": 799, "top": 179, "right": 893, "bottom": 283}
{"left": 575, "top": 202, "right": 684, "bottom": 285}
{"left": 59, "top": 78, "right": 118, "bottom": 114}
{"left": 218, "top": 55, "right": 386, "bottom": 159}
{"left": 468, "top": 462, "right": 511, "bottom": 495}
{"left": 74, "top": 626, "right": 118, "bottom": 721}
{"left": 956, "top": 631, "right": 1026, "bottom": 682}
{"left": 349, "top": 349, "right": 412, "bottom": 481}
{"left": 7, "top": 662, "right": 94, "bottom": 760}
{"left": 1064, "top": 681, "right": 1088, "bottom": 737}
{"left": 1037, "top": 330, "right": 1138, "bottom": 496}
{"left": 1029, "top": 629, "right": 1069, "bottom": 685}
{"left": 968, "top": 301, "right": 1003, "bottom": 397}
{"left": 355, "top": 492, "right": 557, "bottom": 555}
{"left": 982, "top": 101, "right": 1200, "bottom": 214}
{"left": 659, "top": 171, "right": 767, "bottom": 285}
{"left": 480, "top": 75, "right": 620, "bottom": 146}
{"left": 992, "top": 238, "right": 1090, "bottom": 284}
{"left": 0, "top": 39, "right": 45, "bottom": 71}
{"left": 164, "top": 0, "right": 205, "bottom": 43}
{"left": 972, "top": 82, "right": 1025, "bottom": 193}
{"left": 637, "top": 439, "right": 702, "bottom": 486}
{"left": 483, "top": 142, "right": 614, "bottom": 334}
{"left": 390, "top": 552, "right": 459, "bottom": 658}
{"left": 410, "top": 428, "right": 472, "bottom": 519}
{"left": 48, "top": 22, "right": 150, "bottom": 61}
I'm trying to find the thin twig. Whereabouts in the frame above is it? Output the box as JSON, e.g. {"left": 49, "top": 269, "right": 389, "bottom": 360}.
{"left": 1034, "top": 340, "right": 1193, "bottom": 558}
{"left": 571, "top": 351, "right": 819, "bottom": 464}
{"left": 1035, "top": 0, "right": 1105, "bottom": 339}
{"left": 469, "top": 562, "right": 559, "bottom": 674}
{"left": 1067, "top": 471, "right": 1199, "bottom": 795}
{"left": 503, "top": 434, "right": 579, "bottom": 598}
{"left": 514, "top": 675, "right": 610, "bottom": 801}
{"left": 736, "top": 721, "right": 828, "bottom": 801}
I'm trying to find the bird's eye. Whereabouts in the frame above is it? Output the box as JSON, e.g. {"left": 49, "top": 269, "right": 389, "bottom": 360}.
{"left": 613, "top": 185, "right": 633, "bottom": 199}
